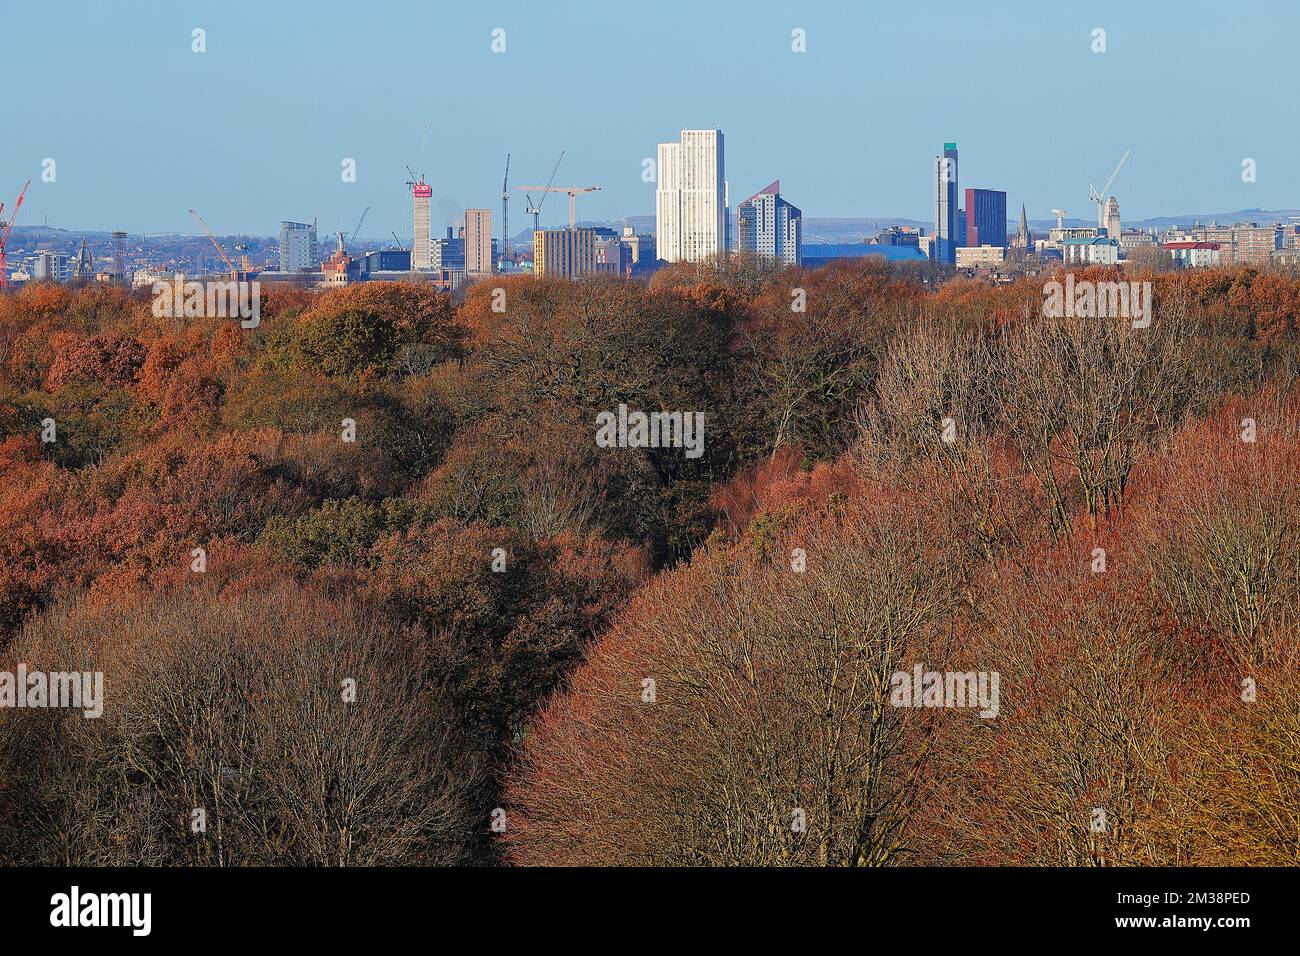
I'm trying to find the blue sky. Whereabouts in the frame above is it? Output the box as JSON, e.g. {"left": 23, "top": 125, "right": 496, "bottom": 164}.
{"left": 3, "top": 0, "right": 1296, "bottom": 236}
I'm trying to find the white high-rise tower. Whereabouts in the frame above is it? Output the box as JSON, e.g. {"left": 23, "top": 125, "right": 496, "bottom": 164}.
{"left": 412, "top": 181, "right": 433, "bottom": 270}
{"left": 655, "top": 129, "right": 726, "bottom": 263}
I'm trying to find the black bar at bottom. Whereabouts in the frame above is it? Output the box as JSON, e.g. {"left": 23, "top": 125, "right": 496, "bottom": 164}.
{"left": 0, "top": 865, "right": 1282, "bottom": 941}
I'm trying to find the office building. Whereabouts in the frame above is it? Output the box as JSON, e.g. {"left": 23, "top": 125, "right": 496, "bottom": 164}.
{"left": 353, "top": 249, "right": 411, "bottom": 276}
{"left": 736, "top": 180, "right": 802, "bottom": 266}
{"left": 279, "top": 220, "right": 318, "bottom": 272}
{"left": 655, "top": 129, "right": 726, "bottom": 262}
{"left": 431, "top": 227, "right": 465, "bottom": 272}
{"left": 30, "top": 251, "right": 71, "bottom": 282}
{"left": 963, "top": 188, "right": 1007, "bottom": 249}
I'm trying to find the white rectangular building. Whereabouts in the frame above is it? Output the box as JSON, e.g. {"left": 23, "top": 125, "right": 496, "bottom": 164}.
{"left": 1162, "top": 241, "right": 1221, "bottom": 268}
{"left": 655, "top": 129, "right": 725, "bottom": 263}
{"left": 1062, "top": 236, "right": 1120, "bottom": 265}
{"left": 279, "top": 220, "right": 318, "bottom": 272}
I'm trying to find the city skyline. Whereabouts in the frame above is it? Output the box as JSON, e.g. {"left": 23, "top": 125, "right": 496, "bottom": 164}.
{"left": 4, "top": 0, "right": 1299, "bottom": 236}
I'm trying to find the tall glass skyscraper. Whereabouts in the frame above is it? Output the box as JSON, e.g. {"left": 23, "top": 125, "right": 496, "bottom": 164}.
{"left": 933, "top": 142, "right": 959, "bottom": 264}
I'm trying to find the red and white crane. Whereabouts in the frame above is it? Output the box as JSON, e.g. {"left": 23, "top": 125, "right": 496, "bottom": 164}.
{"left": 0, "top": 180, "right": 32, "bottom": 290}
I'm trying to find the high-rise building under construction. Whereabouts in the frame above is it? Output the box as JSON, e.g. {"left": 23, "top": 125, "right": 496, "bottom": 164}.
{"left": 412, "top": 182, "right": 433, "bottom": 270}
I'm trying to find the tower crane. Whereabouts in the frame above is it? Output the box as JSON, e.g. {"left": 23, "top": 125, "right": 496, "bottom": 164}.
{"left": 189, "top": 209, "right": 239, "bottom": 280}
{"left": 404, "top": 124, "right": 430, "bottom": 192}
{"left": 523, "top": 151, "right": 564, "bottom": 231}
{"left": 1089, "top": 148, "right": 1131, "bottom": 227}
{"left": 0, "top": 180, "right": 31, "bottom": 290}
{"left": 343, "top": 206, "right": 370, "bottom": 252}
{"left": 515, "top": 182, "right": 601, "bottom": 230}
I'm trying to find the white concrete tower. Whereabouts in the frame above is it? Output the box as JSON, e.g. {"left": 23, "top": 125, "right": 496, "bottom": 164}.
{"left": 655, "top": 129, "right": 725, "bottom": 262}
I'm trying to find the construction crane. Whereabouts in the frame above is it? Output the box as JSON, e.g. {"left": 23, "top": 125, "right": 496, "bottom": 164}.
{"left": 0, "top": 180, "right": 32, "bottom": 290}
{"left": 391, "top": 231, "right": 406, "bottom": 251}
{"left": 405, "top": 123, "right": 430, "bottom": 195}
{"left": 523, "top": 151, "right": 564, "bottom": 231}
{"left": 515, "top": 183, "right": 601, "bottom": 231}
{"left": 500, "top": 154, "right": 510, "bottom": 269}
{"left": 189, "top": 209, "right": 239, "bottom": 280}
{"left": 1089, "top": 147, "right": 1131, "bottom": 227}
{"left": 343, "top": 206, "right": 370, "bottom": 252}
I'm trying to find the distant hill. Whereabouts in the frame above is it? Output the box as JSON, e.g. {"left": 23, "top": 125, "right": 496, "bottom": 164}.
{"left": 1025, "top": 208, "right": 1300, "bottom": 233}
{"left": 16, "top": 207, "right": 1300, "bottom": 259}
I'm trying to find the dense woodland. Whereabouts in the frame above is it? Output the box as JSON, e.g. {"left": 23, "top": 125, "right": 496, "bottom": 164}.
{"left": 0, "top": 258, "right": 1297, "bottom": 865}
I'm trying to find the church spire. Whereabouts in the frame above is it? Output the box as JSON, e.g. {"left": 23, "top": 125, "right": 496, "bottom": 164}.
{"left": 1016, "top": 204, "right": 1031, "bottom": 250}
